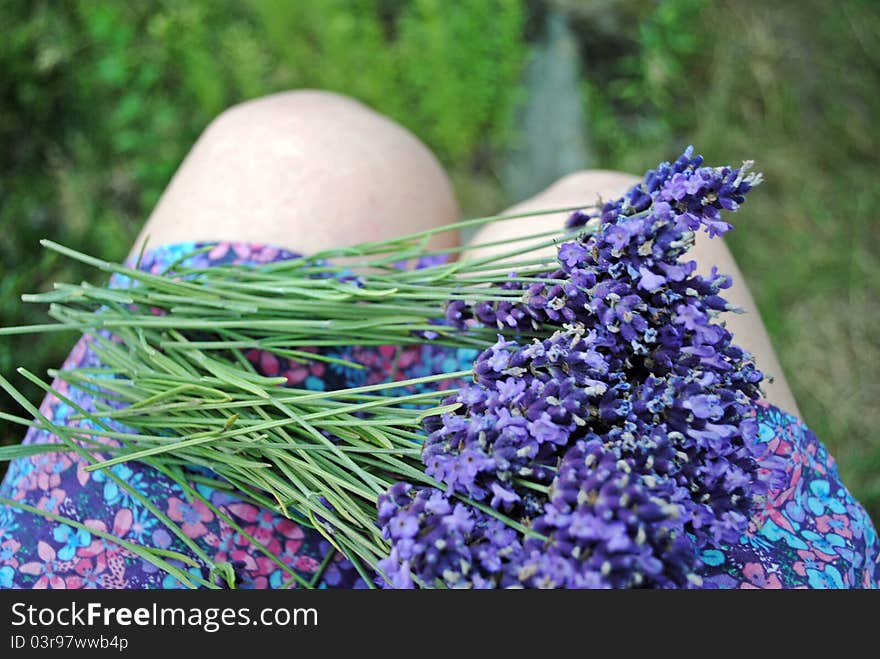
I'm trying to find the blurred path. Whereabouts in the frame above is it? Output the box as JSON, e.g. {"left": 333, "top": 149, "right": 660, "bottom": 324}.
{"left": 503, "top": 10, "right": 593, "bottom": 201}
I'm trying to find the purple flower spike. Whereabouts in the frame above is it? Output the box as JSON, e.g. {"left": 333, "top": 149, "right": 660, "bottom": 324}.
{"left": 381, "top": 148, "right": 766, "bottom": 588}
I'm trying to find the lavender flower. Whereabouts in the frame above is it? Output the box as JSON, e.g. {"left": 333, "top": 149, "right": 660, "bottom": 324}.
{"left": 520, "top": 439, "right": 698, "bottom": 588}
{"left": 377, "top": 484, "right": 524, "bottom": 589}
{"left": 379, "top": 147, "right": 768, "bottom": 588}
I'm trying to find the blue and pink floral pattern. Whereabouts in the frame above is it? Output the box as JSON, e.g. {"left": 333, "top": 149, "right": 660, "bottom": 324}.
{"left": 0, "top": 242, "right": 877, "bottom": 588}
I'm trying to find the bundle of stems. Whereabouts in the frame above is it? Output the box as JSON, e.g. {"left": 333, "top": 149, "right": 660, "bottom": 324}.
{"left": 0, "top": 205, "right": 595, "bottom": 587}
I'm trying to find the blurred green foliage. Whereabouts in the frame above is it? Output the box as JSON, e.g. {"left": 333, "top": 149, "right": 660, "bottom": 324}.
{"left": 0, "top": 0, "right": 526, "bottom": 444}
{"left": 1, "top": 0, "right": 878, "bottom": 520}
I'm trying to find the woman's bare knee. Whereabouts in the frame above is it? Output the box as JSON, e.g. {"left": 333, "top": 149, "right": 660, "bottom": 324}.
{"left": 134, "top": 89, "right": 458, "bottom": 256}
{"left": 540, "top": 170, "right": 642, "bottom": 208}
{"left": 464, "top": 169, "right": 639, "bottom": 263}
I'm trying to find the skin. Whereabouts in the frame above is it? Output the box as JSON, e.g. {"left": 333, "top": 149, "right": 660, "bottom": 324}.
{"left": 132, "top": 90, "right": 460, "bottom": 257}
{"left": 133, "top": 90, "right": 800, "bottom": 416}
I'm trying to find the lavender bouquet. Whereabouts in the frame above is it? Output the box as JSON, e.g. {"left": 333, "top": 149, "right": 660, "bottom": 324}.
{"left": 0, "top": 148, "right": 770, "bottom": 589}
{"left": 379, "top": 147, "right": 766, "bottom": 588}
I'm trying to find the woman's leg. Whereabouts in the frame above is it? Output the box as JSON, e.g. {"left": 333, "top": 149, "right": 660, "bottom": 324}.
{"left": 132, "top": 89, "right": 459, "bottom": 257}
{"left": 465, "top": 170, "right": 801, "bottom": 417}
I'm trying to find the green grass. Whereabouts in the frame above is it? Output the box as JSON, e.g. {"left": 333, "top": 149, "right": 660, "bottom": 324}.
{"left": 1, "top": 0, "right": 878, "bottom": 522}
{"left": 580, "top": 0, "right": 880, "bottom": 521}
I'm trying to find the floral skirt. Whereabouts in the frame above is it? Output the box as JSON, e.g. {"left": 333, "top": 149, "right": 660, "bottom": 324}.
{"left": 1, "top": 242, "right": 877, "bottom": 589}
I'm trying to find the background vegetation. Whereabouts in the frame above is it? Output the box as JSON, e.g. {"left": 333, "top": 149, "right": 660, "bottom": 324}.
{"left": 2, "top": 0, "right": 877, "bottom": 522}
